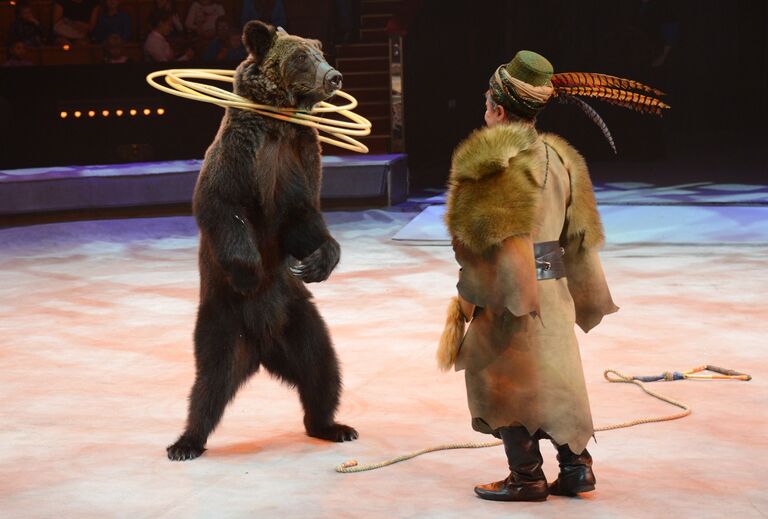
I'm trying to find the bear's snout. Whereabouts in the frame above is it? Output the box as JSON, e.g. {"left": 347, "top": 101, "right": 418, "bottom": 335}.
{"left": 324, "top": 70, "right": 343, "bottom": 93}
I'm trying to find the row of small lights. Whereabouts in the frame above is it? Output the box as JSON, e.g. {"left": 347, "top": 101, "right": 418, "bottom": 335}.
{"left": 60, "top": 108, "right": 166, "bottom": 119}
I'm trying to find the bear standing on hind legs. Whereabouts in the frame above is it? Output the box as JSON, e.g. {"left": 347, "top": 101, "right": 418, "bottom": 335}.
{"left": 167, "top": 21, "right": 358, "bottom": 461}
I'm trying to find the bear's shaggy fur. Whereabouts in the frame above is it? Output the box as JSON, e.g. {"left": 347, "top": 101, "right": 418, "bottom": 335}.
{"left": 167, "top": 21, "right": 357, "bottom": 461}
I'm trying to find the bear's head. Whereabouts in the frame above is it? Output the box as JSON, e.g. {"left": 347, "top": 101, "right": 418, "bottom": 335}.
{"left": 235, "top": 21, "right": 343, "bottom": 111}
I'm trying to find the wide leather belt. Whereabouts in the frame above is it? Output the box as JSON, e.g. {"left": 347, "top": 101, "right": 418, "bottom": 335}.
{"left": 534, "top": 240, "right": 566, "bottom": 280}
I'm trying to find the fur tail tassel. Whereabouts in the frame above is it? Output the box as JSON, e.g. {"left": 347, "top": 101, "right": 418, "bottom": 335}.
{"left": 437, "top": 297, "right": 466, "bottom": 372}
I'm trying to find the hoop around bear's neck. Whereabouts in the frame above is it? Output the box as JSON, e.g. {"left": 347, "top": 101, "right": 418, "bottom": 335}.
{"left": 146, "top": 68, "right": 373, "bottom": 153}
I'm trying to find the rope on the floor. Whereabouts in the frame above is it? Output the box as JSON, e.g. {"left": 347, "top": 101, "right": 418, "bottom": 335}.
{"left": 334, "top": 367, "right": 737, "bottom": 473}
{"left": 335, "top": 439, "right": 504, "bottom": 473}
{"left": 592, "top": 369, "right": 691, "bottom": 431}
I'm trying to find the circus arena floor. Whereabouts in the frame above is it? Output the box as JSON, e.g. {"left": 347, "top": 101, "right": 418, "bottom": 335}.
{"left": 1, "top": 187, "right": 767, "bottom": 518}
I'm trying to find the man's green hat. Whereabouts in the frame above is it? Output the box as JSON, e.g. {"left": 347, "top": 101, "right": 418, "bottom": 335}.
{"left": 504, "top": 50, "right": 554, "bottom": 87}
{"left": 489, "top": 50, "right": 554, "bottom": 119}
{"left": 488, "top": 49, "right": 670, "bottom": 150}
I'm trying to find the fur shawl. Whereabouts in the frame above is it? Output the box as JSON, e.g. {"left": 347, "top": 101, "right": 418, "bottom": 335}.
{"left": 445, "top": 123, "right": 544, "bottom": 254}
{"left": 445, "top": 123, "right": 604, "bottom": 253}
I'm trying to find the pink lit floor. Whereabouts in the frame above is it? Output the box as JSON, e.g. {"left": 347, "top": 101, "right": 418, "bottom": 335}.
{"left": 1, "top": 209, "right": 766, "bottom": 518}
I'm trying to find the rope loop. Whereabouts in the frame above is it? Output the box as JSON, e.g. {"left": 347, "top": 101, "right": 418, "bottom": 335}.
{"left": 146, "top": 69, "right": 373, "bottom": 153}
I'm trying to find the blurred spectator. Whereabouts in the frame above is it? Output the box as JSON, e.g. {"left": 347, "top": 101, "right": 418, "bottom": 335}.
{"left": 152, "top": 0, "right": 184, "bottom": 37}
{"left": 93, "top": 0, "right": 132, "bottom": 43}
{"left": 240, "top": 0, "right": 287, "bottom": 30}
{"left": 145, "top": 10, "right": 194, "bottom": 61}
{"left": 203, "top": 17, "right": 246, "bottom": 63}
{"left": 185, "top": 0, "right": 225, "bottom": 40}
{"left": 103, "top": 33, "right": 130, "bottom": 63}
{"left": 53, "top": 0, "right": 100, "bottom": 44}
{"left": 3, "top": 40, "right": 34, "bottom": 66}
{"left": 7, "top": 1, "right": 45, "bottom": 47}
{"left": 151, "top": 0, "right": 189, "bottom": 55}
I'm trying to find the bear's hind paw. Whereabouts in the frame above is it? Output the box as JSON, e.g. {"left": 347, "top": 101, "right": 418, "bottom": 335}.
{"left": 307, "top": 423, "right": 359, "bottom": 443}
{"left": 167, "top": 437, "right": 206, "bottom": 461}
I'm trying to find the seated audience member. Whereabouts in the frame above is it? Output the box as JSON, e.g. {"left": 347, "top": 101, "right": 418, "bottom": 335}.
{"left": 3, "top": 40, "right": 34, "bottom": 66}
{"left": 150, "top": 0, "right": 188, "bottom": 54}
{"left": 53, "top": 0, "right": 100, "bottom": 44}
{"left": 151, "top": 0, "right": 184, "bottom": 37}
{"left": 103, "top": 33, "right": 130, "bottom": 63}
{"left": 185, "top": 0, "right": 225, "bottom": 40}
{"left": 202, "top": 17, "right": 246, "bottom": 63}
{"left": 144, "top": 10, "right": 194, "bottom": 62}
{"left": 93, "top": 0, "right": 132, "bottom": 43}
{"left": 240, "top": 0, "right": 287, "bottom": 29}
{"left": 7, "top": 1, "right": 45, "bottom": 47}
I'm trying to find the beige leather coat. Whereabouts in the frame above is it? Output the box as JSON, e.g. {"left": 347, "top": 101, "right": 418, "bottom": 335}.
{"left": 444, "top": 122, "right": 618, "bottom": 453}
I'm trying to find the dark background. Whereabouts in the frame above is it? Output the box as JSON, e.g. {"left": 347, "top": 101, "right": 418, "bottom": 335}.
{"left": 0, "top": 62, "right": 223, "bottom": 166}
{"left": 1, "top": 0, "right": 766, "bottom": 188}
{"left": 403, "top": 0, "right": 767, "bottom": 187}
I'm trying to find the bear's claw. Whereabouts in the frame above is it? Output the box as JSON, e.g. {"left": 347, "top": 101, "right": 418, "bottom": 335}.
{"left": 291, "top": 239, "right": 340, "bottom": 284}
{"left": 167, "top": 437, "right": 206, "bottom": 461}
{"left": 307, "top": 423, "right": 359, "bottom": 442}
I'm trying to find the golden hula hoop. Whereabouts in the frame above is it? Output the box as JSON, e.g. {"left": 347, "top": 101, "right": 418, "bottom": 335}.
{"left": 146, "top": 69, "right": 372, "bottom": 153}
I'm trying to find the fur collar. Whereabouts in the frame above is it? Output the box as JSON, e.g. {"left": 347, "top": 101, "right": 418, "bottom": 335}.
{"left": 450, "top": 122, "right": 540, "bottom": 182}
{"left": 446, "top": 123, "right": 545, "bottom": 254}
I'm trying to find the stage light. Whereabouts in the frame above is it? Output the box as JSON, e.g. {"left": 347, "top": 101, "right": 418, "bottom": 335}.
{"left": 129, "top": 109, "right": 137, "bottom": 116}
{"left": 88, "top": 110, "right": 96, "bottom": 117}
{"left": 60, "top": 111, "right": 68, "bottom": 119}
{"left": 62, "top": 44, "right": 70, "bottom": 51}
{"left": 10, "top": 0, "right": 16, "bottom": 5}
{"left": 156, "top": 108, "right": 165, "bottom": 116}
{"left": 74, "top": 111, "right": 82, "bottom": 118}
{"left": 116, "top": 109, "right": 124, "bottom": 117}
{"left": 102, "top": 110, "right": 110, "bottom": 117}
{"left": 143, "top": 108, "right": 151, "bottom": 116}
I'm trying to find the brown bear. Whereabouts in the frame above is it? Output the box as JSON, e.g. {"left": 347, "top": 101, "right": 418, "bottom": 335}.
{"left": 167, "top": 20, "right": 357, "bottom": 461}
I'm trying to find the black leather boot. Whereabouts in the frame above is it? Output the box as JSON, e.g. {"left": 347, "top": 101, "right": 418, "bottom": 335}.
{"left": 548, "top": 443, "right": 596, "bottom": 496}
{"left": 474, "top": 426, "right": 549, "bottom": 502}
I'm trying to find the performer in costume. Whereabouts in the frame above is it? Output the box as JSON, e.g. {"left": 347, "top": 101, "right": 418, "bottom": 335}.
{"left": 437, "top": 51, "right": 668, "bottom": 501}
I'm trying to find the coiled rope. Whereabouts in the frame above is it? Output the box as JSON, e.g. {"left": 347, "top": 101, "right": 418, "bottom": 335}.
{"left": 335, "top": 368, "right": 723, "bottom": 473}
{"left": 146, "top": 68, "right": 372, "bottom": 153}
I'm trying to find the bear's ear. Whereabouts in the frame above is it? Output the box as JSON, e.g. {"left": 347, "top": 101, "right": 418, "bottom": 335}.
{"left": 243, "top": 20, "right": 276, "bottom": 64}
{"left": 308, "top": 39, "right": 322, "bottom": 51}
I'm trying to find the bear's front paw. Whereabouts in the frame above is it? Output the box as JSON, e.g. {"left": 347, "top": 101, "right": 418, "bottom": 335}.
{"left": 290, "top": 239, "right": 340, "bottom": 283}
{"left": 228, "top": 261, "right": 262, "bottom": 295}
{"left": 167, "top": 436, "right": 206, "bottom": 461}
{"left": 306, "top": 423, "right": 359, "bottom": 442}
